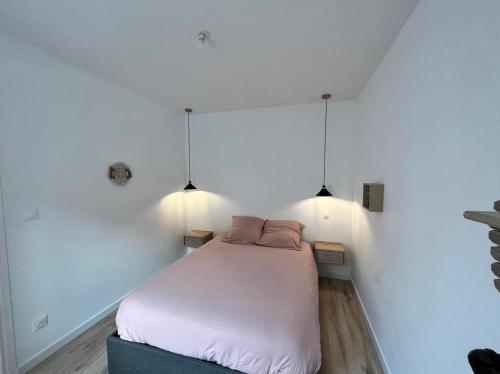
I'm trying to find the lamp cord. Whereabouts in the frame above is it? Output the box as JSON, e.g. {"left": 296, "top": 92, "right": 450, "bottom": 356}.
{"left": 323, "top": 96, "right": 328, "bottom": 186}
{"left": 187, "top": 111, "right": 191, "bottom": 181}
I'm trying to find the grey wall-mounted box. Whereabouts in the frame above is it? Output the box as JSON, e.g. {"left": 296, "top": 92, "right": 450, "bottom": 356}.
{"left": 363, "top": 183, "right": 384, "bottom": 212}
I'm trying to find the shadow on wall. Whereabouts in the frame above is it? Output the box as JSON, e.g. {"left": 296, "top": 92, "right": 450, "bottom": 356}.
{"left": 351, "top": 201, "right": 376, "bottom": 245}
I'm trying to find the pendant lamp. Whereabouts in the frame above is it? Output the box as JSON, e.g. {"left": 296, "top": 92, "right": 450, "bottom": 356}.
{"left": 184, "top": 108, "right": 197, "bottom": 191}
{"left": 316, "top": 94, "right": 333, "bottom": 197}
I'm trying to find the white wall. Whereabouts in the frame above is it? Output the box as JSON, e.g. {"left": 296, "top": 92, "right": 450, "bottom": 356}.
{"left": 352, "top": 0, "right": 500, "bottom": 373}
{"left": 187, "top": 102, "right": 358, "bottom": 277}
{"left": 0, "top": 33, "right": 187, "bottom": 369}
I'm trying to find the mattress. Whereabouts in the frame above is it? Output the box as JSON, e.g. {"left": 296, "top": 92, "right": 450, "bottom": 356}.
{"left": 116, "top": 235, "right": 321, "bottom": 374}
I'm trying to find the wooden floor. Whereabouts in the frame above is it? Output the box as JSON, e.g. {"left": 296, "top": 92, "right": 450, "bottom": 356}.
{"left": 29, "top": 278, "right": 383, "bottom": 374}
{"left": 317, "top": 278, "right": 384, "bottom": 374}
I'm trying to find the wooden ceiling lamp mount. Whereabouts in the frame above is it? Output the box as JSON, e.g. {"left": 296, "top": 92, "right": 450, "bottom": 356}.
{"left": 464, "top": 200, "right": 500, "bottom": 292}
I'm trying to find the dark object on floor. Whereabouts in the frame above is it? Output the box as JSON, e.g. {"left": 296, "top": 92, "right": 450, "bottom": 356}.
{"left": 468, "top": 349, "right": 500, "bottom": 374}
{"left": 107, "top": 332, "right": 241, "bottom": 374}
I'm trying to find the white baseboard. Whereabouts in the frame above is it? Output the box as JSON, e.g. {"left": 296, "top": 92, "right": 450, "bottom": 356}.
{"left": 351, "top": 277, "right": 391, "bottom": 374}
{"left": 18, "top": 293, "right": 129, "bottom": 374}
{"left": 320, "top": 272, "right": 351, "bottom": 280}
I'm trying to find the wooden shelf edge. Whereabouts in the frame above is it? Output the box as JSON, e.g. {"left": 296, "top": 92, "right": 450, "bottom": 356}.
{"left": 463, "top": 211, "right": 500, "bottom": 229}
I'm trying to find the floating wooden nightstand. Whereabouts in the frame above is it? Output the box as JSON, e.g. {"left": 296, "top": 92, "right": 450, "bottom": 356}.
{"left": 314, "top": 241, "right": 345, "bottom": 265}
{"left": 183, "top": 230, "right": 213, "bottom": 248}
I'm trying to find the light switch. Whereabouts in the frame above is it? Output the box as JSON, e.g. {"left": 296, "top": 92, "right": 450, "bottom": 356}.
{"left": 22, "top": 208, "right": 39, "bottom": 221}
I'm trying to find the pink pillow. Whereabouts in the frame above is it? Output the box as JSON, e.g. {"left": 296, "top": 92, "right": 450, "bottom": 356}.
{"left": 222, "top": 216, "right": 265, "bottom": 245}
{"left": 256, "top": 220, "right": 305, "bottom": 250}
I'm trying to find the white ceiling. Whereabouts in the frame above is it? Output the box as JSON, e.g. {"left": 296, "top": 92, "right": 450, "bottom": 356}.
{"left": 0, "top": 0, "right": 419, "bottom": 112}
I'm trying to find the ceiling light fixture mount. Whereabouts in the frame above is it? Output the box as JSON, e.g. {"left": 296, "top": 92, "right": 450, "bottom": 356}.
{"left": 197, "top": 30, "right": 211, "bottom": 50}
{"left": 316, "top": 93, "right": 333, "bottom": 197}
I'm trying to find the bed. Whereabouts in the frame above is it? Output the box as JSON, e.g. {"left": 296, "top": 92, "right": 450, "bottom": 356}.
{"left": 108, "top": 235, "right": 321, "bottom": 374}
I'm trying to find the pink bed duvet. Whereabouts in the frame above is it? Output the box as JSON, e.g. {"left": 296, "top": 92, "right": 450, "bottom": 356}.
{"left": 116, "top": 235, "right": 321, "bottom": 374}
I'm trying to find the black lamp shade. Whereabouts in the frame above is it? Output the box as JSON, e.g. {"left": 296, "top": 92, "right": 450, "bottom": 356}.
{"left": 316, "top": 185, "right": 333, "bottom": 197}
{"left": 184, "top": 181, "right": 197, "bottom": 191}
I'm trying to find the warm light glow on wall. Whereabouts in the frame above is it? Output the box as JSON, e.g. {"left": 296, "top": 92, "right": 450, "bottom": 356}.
{"left": 156, "top": 189, "right": 358, "bottom": 246}
{"left": 288, "top": 196, "right": 355, "bottom": 242}
{"left": 156, "top": 189, "right": 234, "bottom": 239}
{"left": 184, "top": 190, "right": 232, "bottom": 231}
{"left": 156, "top": 191, "right": 187, "bottom": 232}
{"left": 293, "top": 196, "right": 350, "bottom": 218}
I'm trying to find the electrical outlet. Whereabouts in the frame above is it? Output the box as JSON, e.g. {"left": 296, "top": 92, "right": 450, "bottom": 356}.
{"left": 32, "top": 314, "right": 48, "bottom": 332}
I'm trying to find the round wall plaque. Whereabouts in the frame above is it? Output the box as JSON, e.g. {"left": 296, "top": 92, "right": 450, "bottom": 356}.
{"left": 108, "top": 163, "right": 132, "bottom": 186}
